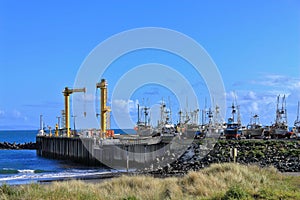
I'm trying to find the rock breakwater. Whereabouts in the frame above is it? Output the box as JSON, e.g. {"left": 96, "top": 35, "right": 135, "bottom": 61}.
{"left": 0, "top": 142, "right": 36, "bottom": 150}
{"left": 152, "top": 139, "right": 300, "bottom": 176}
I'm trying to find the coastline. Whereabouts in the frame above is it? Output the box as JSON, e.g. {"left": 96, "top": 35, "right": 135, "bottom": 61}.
{"left": 37, "top": 171, "right": 124, "bottom": 185}
{"left": 38, "top": 170, "right": 300, "bottom": 186}
{"left": 3, "top": 163, "right": 300, "bottom": 200}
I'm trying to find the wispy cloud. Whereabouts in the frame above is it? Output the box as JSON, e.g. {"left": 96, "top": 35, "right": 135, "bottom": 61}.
{"left": 0, "top": 109, "right": 28, "bottom": 121}
{"left": 227, "top": 73, "right": 300, "bottom": 125}
{"left": 226, "top": 90, "right": 275, "bottom": 124}
{"left": 12, "top": 109, "right": 21, "bottom": 118}
{"left": 254, "top": 74, "right": 300, "bottom": 101}
{"left": 112, "top": 99, "right": 138, "bottom": 114}
{"left": 12, "top": 109, "right": 28, "bottom": 121}
{"left": 250, "top": 74, "right": 300, "bottom": 91}
{"left": 250, "top": 74, "right": 289, "bottom": 86}
{"left": 73, "top": 94, "right": 96, "bottom": 102}
{"left": 111, "top": 99, "right": 139, "bottom": 128}
{"left": 0, "top": 109, "right": 4, "bottom": 116}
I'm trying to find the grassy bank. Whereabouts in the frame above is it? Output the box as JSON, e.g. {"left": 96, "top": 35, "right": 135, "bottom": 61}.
{"left": 1, "top": 163, "right": 300, "bottom": 200}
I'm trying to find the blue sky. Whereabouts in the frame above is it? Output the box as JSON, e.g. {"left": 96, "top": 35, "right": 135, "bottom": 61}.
{"left": 0, "top": 0, "right": 299, "bottom": 130}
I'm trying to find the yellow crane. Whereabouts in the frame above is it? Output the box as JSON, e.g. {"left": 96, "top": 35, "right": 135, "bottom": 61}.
{"left": 63, "top": 87, "right": 86, "bottom": 137}
{"left": 96, "top": 79, "right": 111, "bottom": 139}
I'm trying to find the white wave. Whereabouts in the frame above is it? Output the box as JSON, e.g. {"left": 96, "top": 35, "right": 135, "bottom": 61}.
{"left": 2, "top": 168, "right": 15, "bottom": 170}
{"left": 0, "top": 170, "right": 112, "bottom": 182}
{"left": 18, "top": 169, "right": 35, "bottom": 173}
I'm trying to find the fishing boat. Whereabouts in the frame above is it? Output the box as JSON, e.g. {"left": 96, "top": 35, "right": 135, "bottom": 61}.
{"left": 156, "top": 101, "right": 177, "bottom": 137}
{"left": 224, "top": 102, "right": 242, "bottom": 139}
{"left": 135, "top": 104, "right": 153, "bottom": 136}
{"left": 270, "top": 95, "right": 291, "bottom": 138}
{"left": 186, "top": 109, "right": 202, "bottom": 138}
{"left": 37, "top": 114, "right": 46, "bottom": 136}
{"left": 204, "top": 106, "right": 225, "bottom": 138}
{"left": 176, "top": 109, "right": 203, "bottom": 139}
{"left": 135, "top": 121, "right": 153, "bottom": 136}
{"left": 243, "top": 114, "right": 264, "bottom": 138}
{"left": 293, "top": 101, "right": 300, "bottom": 139}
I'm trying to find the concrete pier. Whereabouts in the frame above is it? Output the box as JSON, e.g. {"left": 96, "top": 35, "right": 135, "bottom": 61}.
{"left": 36, "top": 136, "right": 100, "bottom": 166}
{"left": 36, "top": 135, "right": 186, "bottom": 169}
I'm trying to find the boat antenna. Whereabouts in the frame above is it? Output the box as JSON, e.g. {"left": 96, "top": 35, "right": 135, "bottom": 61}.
{"left": 137, "top": 103, "right": 140, "bottom": 124}
{"left": 215, "top": 104, "right": 220, "bottom": 124}
{"left": 195, "top": 108, "right": 199, "bottom": 124}
{"left": 201, "top": 101, "right": 205, "bottom": 125}
{"left": 144, "top": 106, "right": 149, "bottom": 126}
{"left": 72, "top": 115, "right": 77, "bottom": 132}
{"left": 276, "top": 95, "right": 280, "bottom": 123}
{"left": 282, "top": 95, "right": 285, "bottom": 114}
{"left": 237, "top": 105, "right": 241, "bottom": 125}
{"left": 142, "top": 98, "right": 145, "bottom": 125}
{"left": 160, "top": 97, "right": 166, "bottom": 125}
{"left": 40, "top": 114, "right": 43, "bottom": 130}
{"left": 147, "top": 98, "right": 150, "bottom": 125}
{"left": 56, "top": 116, "right": 61, "bottom": 129}
{"left": 231, "top": 102, "right": 236, "bottom": 121}
{"left": 283, "top": 95, "right": 287, "bottom": 123}
{"left": 297, "top": 101, "right": 300, "bottom": 122}
{"left": 203, "top": 97, "right": 207, "bottom": 124}
{"left": 148, "top": 110, "right": 151, "bottom": 126}
{"left": 234, "top": 92, "right": 241, "bottom": 124}
{"left": 178, "top": 110, "right": 182, "bottom": 124}
{"left": 168, "top": 96, "right": 172, "bottom": 124}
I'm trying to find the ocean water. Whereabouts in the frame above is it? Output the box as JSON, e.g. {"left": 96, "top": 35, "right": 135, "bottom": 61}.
{"left": 0, "top": 129, "right": 134, "bottom": 185}
{"left": 0, "top": 130, "right": 37, "bottom": 143}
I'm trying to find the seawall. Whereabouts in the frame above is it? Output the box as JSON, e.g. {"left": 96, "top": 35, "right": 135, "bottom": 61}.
{"left": 0, "top": 142, "right": 36, "bottom": 150}
{"left": 36, "top": 136, "right": 300, "bottom": 173}
{"left": 36, "top": 136, "right": 100, "bottom": 166}
{"left": 36, "top": 136, "right": 173, "bottom": 169}
{"left": 154, "top": 139, "right": 300, "bottom": 175}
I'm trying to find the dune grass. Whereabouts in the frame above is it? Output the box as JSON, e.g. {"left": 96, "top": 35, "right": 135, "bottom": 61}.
{"left": 1, "top": 163, "right": 300, "bottom": 200}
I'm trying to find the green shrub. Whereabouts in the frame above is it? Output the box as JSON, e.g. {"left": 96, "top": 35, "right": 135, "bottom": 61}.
{"left": 0, "top": 184, "right": 17, "bottom": 196}
{"left": 222, "top": 185, "right": 250, "bottom": 200}
{"left": 122, "top": 196, "right": 138, "bottom": 200}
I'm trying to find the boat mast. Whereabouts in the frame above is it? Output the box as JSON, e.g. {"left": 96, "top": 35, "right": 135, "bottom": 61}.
{"left": 201, "top": 108, "right": 205, "bottom": 125}
{"left": 40, "top": 114, "right": 43, "bottom": 130}
{"left": 178, "top": 110, "right": 182, "bottom": 124}
{"left": 237, "top": 105, "right": 241, "bottom": 125}
{"left": 233, "top": 93, "right": 241, "bottom": 125}
{"left": 144, "top": 106, "right": 149, "bottom": 126}
{"left": 204, "top": 98, "right": 207, "bottom": 124}
{"left": 297, "top": 101, "right": 300, "bottom": 123}
{"left": 231, "top": 102, "right": 236, "bottom": 122}
{"left": 283, "top": 95, "right": 287, "bottom": 124}
{"left": 195, "top": 109, "right": 199, "bottom": 124}
{"left": 295, "top": 101, "right": 300, "bottom": 126}
{"left": 207, "top": 107, "right": 213, "bottom": 124}
{"left": 168, "top": 96, "right": 172, "bottom": 124}
{"left": 214, "top": 105, "right": 220, "bottom": 124}
{"left": 160, "top": 99, "right": 166, "bottom": 125}
{"left": 276, "top": 95, "right": 280, "bottom": 124}
{"left": 137, "top": 104, "right": 140, "bottom": 124}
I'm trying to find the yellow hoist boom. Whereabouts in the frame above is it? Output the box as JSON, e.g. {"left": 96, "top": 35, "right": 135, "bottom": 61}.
{"left": 96, "top": 79, "right": 111, "bottom": 139}
{"left": 63, "top": 87, "right": 86, "bottom": 137}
